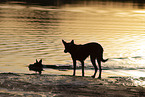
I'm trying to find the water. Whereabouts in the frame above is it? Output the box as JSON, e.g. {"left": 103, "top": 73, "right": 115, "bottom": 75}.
{"left": 0, "top": 1, "right": 145, "bottom": 74}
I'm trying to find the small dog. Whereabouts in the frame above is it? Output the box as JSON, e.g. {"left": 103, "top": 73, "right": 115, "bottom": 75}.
{"left": 28, "top": 59, "right": 43, "bottom": 74}
{"left": 62, "top": 40, "right": 108, "bottom": 78}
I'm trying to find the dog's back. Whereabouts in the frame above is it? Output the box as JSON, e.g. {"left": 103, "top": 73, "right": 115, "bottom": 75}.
{"left": 77, "top": 43, "right": 103, "bottom": 53}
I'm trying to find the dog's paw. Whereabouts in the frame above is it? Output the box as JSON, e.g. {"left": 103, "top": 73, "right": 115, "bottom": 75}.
{"left": 91, "top": 75, "right": 95, "bottom": 78}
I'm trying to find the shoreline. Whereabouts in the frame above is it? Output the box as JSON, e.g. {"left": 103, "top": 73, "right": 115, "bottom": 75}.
{"left": 0, "top": 72, "right": 145, "bottom": 96}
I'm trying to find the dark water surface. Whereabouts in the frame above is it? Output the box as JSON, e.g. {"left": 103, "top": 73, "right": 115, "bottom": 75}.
{"left": 0, "top": 1, "right": 145, "bottom": 73}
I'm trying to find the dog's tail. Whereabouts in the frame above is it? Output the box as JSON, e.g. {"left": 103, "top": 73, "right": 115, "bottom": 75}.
{"left": 101, "top": 58, "right": 108, "bottom": 62}
{"left": 101, "top": 54, "right": 108, "bottom": 62}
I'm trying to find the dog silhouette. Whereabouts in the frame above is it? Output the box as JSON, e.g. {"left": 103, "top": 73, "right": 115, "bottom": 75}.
{"left": 62, "top": 40, "right": 108, "bottom": 78}
{"left": 28, "top": 59, "right": 43, "bottom": 75}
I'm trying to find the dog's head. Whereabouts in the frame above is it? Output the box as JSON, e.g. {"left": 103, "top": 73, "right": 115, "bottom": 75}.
{"left": 28, "top": 59, "right": 43, "bottom": 71}
{"left": 62, "top": 40, "right": 74, "bottom": 53}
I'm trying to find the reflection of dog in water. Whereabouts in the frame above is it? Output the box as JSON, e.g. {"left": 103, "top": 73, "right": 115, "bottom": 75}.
{"left": 28, "top": 59, "right": 43, "bottom": 74}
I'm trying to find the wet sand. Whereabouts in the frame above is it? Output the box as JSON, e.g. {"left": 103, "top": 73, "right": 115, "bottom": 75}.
{"left": 0, "top": 72, "right": 145, "bottom": 97}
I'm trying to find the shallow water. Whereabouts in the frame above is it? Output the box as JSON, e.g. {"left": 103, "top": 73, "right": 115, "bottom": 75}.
{"left": 0, "top": 1, "right": 145, "bottom": 75}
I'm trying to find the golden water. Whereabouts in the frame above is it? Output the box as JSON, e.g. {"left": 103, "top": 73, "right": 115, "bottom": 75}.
{"left": 0, "top": 1, "right": 145, "bottom": 73}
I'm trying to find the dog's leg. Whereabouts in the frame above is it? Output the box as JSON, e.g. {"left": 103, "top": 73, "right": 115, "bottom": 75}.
{"left": 90, "top": 56, "right": 98, "bottom": 78}
{"left": 97, "top": 59, "right": 102, "bottom": 79}
{"left": 81, "top": 61, "right": 84, "bottom": 77}
{"left": 73, "top": 59, "right": 76, "bottom": 76}
{"left": 39, "top": 71, "right": 41, "bottom": 75}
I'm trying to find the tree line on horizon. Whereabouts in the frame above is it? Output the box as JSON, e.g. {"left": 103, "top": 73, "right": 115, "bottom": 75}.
{"left": 1, "top": 0, "right": 144, "bottom": 7}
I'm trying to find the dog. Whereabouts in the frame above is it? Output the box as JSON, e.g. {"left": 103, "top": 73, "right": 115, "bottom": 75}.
{"left": 62, "top": 40, "right": 108, "bottom": 78}
{"left": 28, "top": 59, "right": 43, "bottom": 75}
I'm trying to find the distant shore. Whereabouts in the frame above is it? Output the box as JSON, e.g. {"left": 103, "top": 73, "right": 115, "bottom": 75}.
{"left": 0, "top": 72, "right": 145, "bottom": 96}
{"left": 1, "top": 0, "right": 145, "bottom": 7}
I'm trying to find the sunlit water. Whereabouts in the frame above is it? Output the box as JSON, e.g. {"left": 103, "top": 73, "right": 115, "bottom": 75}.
{"left": 0, "top": 1, "right": 145, "bottom": 78}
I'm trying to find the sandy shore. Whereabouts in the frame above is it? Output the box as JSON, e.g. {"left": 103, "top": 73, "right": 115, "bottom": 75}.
{"left": 0, "top": 72, "right": 145, "bottom": 97}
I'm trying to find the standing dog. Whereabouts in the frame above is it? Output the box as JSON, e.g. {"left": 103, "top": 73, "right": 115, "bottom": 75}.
{"left": 62, "top": 40, "right": 108, "bottom": 78}
{"left": 28, "top": 59, "right": 43, "bottom": 75}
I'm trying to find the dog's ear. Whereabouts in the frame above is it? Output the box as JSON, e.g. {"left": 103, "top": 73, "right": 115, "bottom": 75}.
{"left": 71, "top": 40, "right": 74, "bottom": 44}
{"left": 36, "top": 59, "right": 38, "bottom": 63}
{"left": 62, "top": 40, "right": 66, "bottom": 45}
{"left": 39, "top": 59, "right": 42, "bottom": 64}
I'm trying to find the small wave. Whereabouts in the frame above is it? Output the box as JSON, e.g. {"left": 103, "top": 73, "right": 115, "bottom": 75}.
{"left": 111, "top": 57, "right": 128, "bottom": 59}
{"left": 131, "top": 56, "right": 142, "bottom": 59}
{"left": 108, "top": 56, "right": 143, "bottom": 60}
